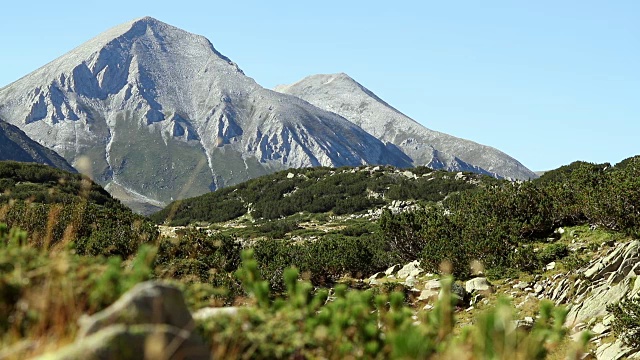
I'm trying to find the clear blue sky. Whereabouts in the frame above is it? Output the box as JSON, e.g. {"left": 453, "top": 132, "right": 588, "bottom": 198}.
{"left": 1, "top": 1, "right": 638, "bottom": 171}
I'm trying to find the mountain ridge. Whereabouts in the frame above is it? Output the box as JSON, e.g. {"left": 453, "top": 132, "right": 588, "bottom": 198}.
{"left": 0, "top": 117, "right": 76, "bottom": 172}
{"left": 0, "top": 17, "right": 412, "bottom": 212}
{"left": 275, "top": 73, "right": 537, "bottom": 180}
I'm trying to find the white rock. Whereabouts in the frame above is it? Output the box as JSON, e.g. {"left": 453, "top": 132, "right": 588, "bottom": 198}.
{"left": 397, "top": 261, "right": 422, "bottom": 279}
{"left": 465, "top": 277, "right": 493, "bottom": 293}
{"left": 424, "top": 279, "right": 442, "bottom": 291}
{"left": 591, "top": 322, "right": 610, "bottom": 335}
{"left": 384, "top": 264, "right": 402, "bottom": 276}
{"left": 192, "top": 307, "right": 239, "bottom": 321}
{"left": 418, "top": 289, "right": 439, "bottom": 302}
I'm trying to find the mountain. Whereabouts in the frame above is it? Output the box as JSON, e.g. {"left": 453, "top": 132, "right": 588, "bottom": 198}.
{"left": 0, "top": 117, "right": 76, "bottom": 172}
{"left": 0, "top": 17, "right": 411, "bottom": 213}
{"left": 275, "top": 73, "right": 537, "bottom": 180}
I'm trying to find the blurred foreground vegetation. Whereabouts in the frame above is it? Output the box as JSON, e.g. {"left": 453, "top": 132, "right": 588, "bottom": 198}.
{"left": 2, "top": 157, "right": 640, "bottom": 358}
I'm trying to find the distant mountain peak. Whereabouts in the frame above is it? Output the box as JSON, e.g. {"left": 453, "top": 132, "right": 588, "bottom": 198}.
{"left": 0, "top": 18, "right": 411, "bottom": 213}
{"left": 276, "top": 74, "right": 537, "bottom": 180}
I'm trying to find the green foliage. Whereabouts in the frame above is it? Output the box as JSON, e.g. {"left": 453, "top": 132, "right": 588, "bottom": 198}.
{"left": 608, "top": 295, "right": 640, "bottom": 348}
{"left": 152, "top": 166, "right": 491, "bottom": 225}
{"left": 254, "top": 219, "right": 301, "bottom": 239}
{"left": 0, "top": 161, "right": 158, "bottom": 257}
{"left": 197, "top": 250, "right": 569, "bottom": 359}
{"left": 0, "top": 223, "right": 156, "bottom": 341}
{"left": 154, "top": 229, "right": 244, "bottom": 304}
{"left": 0, "top": 161, "right": 118, "bottom": 207}
{"left": 253, "top": 235, "right": 394, "bottom": 292}
{"left": 379, "top": 156, "right": 640, "bottom": 278}
{"left": 536, "top": 243, "right": 568, "bottom": 265}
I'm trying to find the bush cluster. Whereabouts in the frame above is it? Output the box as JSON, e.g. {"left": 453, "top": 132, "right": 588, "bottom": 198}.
{"left": 151, "top": 166, "right": 489, "bottom": 225}
{"left": 380, "top": 156, "right": 640, "bottom": 277}
{"left": 0, "top": 161, "right": 158, "bottom": 257}
{"left": 253, "top": 234, "right": 394, "bottom": 292}
{"left": 154, "top": 229, "right": 244, "bottom": 304}
{"left": 196, "top": 250, "right": 571, "bottom": 359}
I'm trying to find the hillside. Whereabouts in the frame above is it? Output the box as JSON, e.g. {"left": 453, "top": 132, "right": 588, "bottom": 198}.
{"left": 0, "top": 118, "right": 75, "bottom": 172}
{"left": 151, "top": 165, "right": 500, "bottom": 226}
{"left": 0, "top": 161, "right": 157, "bottom": 257}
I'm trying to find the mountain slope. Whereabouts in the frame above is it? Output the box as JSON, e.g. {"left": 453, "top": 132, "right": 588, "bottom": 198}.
{"left": 275, "top": 73, "right": 537, "bottom": 180}
{"left": 0, "top": 17, "right": 411, "bottom": 213}
{"left": 151, "top": 165, "right": 499, "bottom": 226}
{"left": 0, "top": 118, "right": 76, "bottom": 172}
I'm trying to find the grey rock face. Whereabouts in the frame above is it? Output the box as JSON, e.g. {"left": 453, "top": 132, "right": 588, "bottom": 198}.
{"left": 275, "top": 73, "right": 538, "bottom": 180}
{"left": 78, "top": 282, "right": 194, "bottom": 338}
{"left": 0, "top": 17, "right": 411, "bottom": 212}
{"left": 41, "top": 281, "right": 210, "bottom": 360}
{"left": 532, "top": 240, "right": 640, "bottom": 359}
{"left": 39, "top": 324, "right": 211, "bottom": 360}
{"left": 563, "top": 241, "right": 640, "bottom": 327}
{"left": 0, "top": 118, "right": 75, "bottom": 172}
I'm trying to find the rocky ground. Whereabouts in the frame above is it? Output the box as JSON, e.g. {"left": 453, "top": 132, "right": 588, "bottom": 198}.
{"left": 365, "top": 227, "right": 640, "bottom": 360}
{"left": 31, "top": 225, "right": 640, "bottom": 359}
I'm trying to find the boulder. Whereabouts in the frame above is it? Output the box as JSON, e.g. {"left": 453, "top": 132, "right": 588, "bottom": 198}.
{"left": 450, "top": 283, "right": 468, "bottom": 306}
{"left": 38, "top": 324, "right": 210, "bottom": 360}
{"left": 424, "top": 279, "right": 442, "bottom": 291}
{"left": 403, "top": 275, "right": 417, "bottom": 288}
{"left": 78, "top": 282, "right": 194, "bottom": 338}
{"left": 512, "top": 318, "right": 535, "bottom": 332}
{"left": 368, "top": 272, "right": 385, "bottom": 285}
{"left": 512, "top": 281, "right": 530, "bottom": 290}
{"left": 384, "top": 264, "right": 402, "bottom": 276}
{"left": 465, "top": 277, "right": 493, "bottom": 294}
{"left": 397, "top": 261, "right": 423, "bottom": 279}
{"left": 418, "top": 289, "right": 439, "bottom": 302}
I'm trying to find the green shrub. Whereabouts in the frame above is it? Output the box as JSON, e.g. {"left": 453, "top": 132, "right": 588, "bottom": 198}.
{"left": 196, "top": 250, "right": 570, "bottom": 359}
{"left": 154, "top": 229, "right": 244, "bottom": 305}
{"left": 0, "top": 223, "right": 155, "bottom": 341}
{"left": 537, "top": 243, "right": 569, "bottom": 265}
{"left": 608, "top": 296, "right": 640, "bottom": 348}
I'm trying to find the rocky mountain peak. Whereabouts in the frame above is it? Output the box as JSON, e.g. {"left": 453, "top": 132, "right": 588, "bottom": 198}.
{"left": 0, "top": 18, "right": 412, "bottom": 213}
{"left": 276, "top": 74, "right": 537, "bottom": 180}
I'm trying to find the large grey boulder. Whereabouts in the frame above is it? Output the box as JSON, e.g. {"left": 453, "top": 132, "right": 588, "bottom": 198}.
{"left": 40, "top": 282, "right": 211, "bottom": 360}
{"left": 78, "top": 282, "right": 194, "bottom": 338}
{"left": 38, "top": 324, "right": 210, "bottom": 360}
